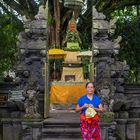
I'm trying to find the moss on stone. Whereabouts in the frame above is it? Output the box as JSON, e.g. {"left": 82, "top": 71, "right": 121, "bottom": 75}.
{"left": 99, "top": 112, "right": 115, "bottom": 123}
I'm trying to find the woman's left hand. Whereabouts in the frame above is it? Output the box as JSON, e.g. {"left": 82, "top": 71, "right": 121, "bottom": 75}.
{"left": 89, "top": 104, "right": 94, "bottom": 108}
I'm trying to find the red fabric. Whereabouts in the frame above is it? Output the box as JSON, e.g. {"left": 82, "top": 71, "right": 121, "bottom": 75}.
{"left": 80, "top": 114, "right": 101, "bottom": 140}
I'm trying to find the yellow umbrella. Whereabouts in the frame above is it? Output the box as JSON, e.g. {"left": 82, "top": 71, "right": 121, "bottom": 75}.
{"left": 48, "top": 49, "right": 66, "bottom": 80}
{"left": 48, "top": 49, "right": 66, "bottom": 59}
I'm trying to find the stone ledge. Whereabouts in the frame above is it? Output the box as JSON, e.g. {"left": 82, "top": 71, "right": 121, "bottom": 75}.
{"left": 115, "top": 118, "right": 140, "bottom": 124}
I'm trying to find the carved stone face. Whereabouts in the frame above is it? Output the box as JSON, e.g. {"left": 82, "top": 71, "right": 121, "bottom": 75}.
{"left": 100, "top": 88, "right": 110, "bottom": 96}
{"left": 27, "top": 90, "right": 36, "bottom": 101}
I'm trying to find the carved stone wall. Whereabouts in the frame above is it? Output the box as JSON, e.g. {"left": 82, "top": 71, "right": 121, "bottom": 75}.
{"left": 92, "top": 6, "right": 140, "bottom": 140}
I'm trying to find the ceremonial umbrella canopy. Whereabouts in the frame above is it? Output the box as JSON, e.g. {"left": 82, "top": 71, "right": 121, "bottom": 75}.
{"left": 64, "top": 0, "right": 84, "bottom": 9}
{"left": 48, "top": 49, "right": 66, "bottom": 80}
{"left": 48, "top": 49, "right": 66, "bottom": 59}
{"left": 77, "top": 50, "right": 92, "bottom": 60}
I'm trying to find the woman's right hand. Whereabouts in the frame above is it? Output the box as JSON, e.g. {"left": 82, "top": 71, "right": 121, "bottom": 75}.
{"left": 75, "top": 104, "right": 90, "bottom": 112}
{"left": 82, "top": 103, "right": 89, "bottom": 109}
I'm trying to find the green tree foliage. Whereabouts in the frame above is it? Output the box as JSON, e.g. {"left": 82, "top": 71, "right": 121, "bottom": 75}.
{"left": 112, "top": 7, "right": 140, "bottom": 83}
{"left": 79, "top": 4, "right": 140, "bottom": 83}
{"left": 0, "top": 0, "right": 140, "bottom": 83}
{"left": 0, "top": 12, "right": 23, "bottom": 75}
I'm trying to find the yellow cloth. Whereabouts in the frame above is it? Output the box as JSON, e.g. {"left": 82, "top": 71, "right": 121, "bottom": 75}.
{"left": 50, "top": 84, "right": 86, "bottom": 104}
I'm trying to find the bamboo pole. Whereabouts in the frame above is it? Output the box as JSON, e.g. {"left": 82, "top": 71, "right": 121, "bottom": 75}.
{"left": 44, "top": 0, "right": 50, "bottom": 118}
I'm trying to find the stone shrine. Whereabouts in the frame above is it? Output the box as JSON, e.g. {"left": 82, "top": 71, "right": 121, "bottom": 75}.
{"left": 61, "top": 17, "right": 84, "bottom": 82}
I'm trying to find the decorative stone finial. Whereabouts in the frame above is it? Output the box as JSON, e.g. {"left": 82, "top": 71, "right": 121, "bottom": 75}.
{"left": 92, "top": 6, "right": 106, "bottom": 20}
{"left": 35, "top": 5, "right": 47, "bottom": 20}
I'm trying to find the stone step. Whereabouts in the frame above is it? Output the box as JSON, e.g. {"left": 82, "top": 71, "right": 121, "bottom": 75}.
{"left": 124, "top": 84, "right": 140, "bottom": 89}
{"left": 124, "top": 89, "right": 140, "bottom": 94}
{"left": 42, "top": 138, "right": 82, "bottom": 140}
{"left": 42, "top": 127, "right": 80, "bottom": 133}
{"left": 42, "top": 132, "right": 81, "bottom": 139}
{"left": 43, "top": 120, "right": 80, "bottom": 127}
{"left": 43, "top": 122, "right": 80, "bottom": 136}
{"left": 51, "top": 104, "right": 76, "bottom": 110}
{"left": 124, "top": 84, "right": 140, "bottom": 94}
{"left": 42, "top": 113, "right": 81, "bottom": 139}
{"left": 43, "top": 125, "right": 79, "bottom": 129}
{"left": 42, "top": 133, "right": 81, "bottom": 139}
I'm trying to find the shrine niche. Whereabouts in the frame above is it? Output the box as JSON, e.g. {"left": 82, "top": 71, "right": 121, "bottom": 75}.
{"left": 49, "top": 17, "right": 91, "bottom": 107}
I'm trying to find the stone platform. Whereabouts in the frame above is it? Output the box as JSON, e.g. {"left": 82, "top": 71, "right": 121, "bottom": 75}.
{"left": 0, "top": 110, "right": 117, "bottom": 140}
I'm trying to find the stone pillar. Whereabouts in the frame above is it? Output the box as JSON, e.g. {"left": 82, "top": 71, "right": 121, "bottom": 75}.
{"left": 100, "top": 122, "right": 116, "bottom": 140}
{"left": 22, "top": 123, "right": 32, "bottom": 140}
{"left": 0, "top": 122, "right": 2, "bottom": 140}
{"left": 92, "top": 6, "right": 129, "bottom": 112}
{"left": 2, "top": 119, "right": 22, "bottom": 140}
{"left": 22, "top": 121, "right": 43, "bottom": 140}
{"left": 12, "top": 120, "right": 22, "bottom": 140}
{"left": 16, "top": 5, "right": 48, "bottom": 116}
{"left": 136, "top": 120, "right": 140, "bottom": 140}
{"left": 116, "top": 119, "right": 127, "bottom": 140}
{"left": 126, "top": 123, "right": 136, "bottom": 140}
{"left": 2, "top": 119, "right": 13, "bottom": 140}
{"left": 92, "top": 6, "right": 115, "bottom": 111}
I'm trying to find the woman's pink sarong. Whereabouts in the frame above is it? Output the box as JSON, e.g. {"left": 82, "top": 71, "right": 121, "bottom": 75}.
{"left": 80, "top": 114, "right": 101, "bottom": 140}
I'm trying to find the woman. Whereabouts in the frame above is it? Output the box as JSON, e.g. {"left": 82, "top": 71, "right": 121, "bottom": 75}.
{"left": 75, "top": 82, "right": 104, "bottom": 140}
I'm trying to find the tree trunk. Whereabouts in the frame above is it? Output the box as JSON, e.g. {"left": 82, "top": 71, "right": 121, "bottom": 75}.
{"left": 136, "top": 5, "right": 140, "bottom": 17}
{"left": 53, "top": 0, "right": 60, "bottom": 47}
{"left": 48, "top": 10, "right": 55, "bottom": 48}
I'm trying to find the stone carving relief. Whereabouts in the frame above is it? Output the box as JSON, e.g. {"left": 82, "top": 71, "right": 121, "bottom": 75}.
{"left": 23, "top": 78, "right": 41, "bottom": 118}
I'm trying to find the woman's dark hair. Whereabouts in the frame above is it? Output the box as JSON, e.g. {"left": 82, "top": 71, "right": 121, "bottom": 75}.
{"left": 86, "top": 82, "right": 97, "bottom": 94}
{"left": 86, "top": 82, "right": 95, "bottom": 88}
